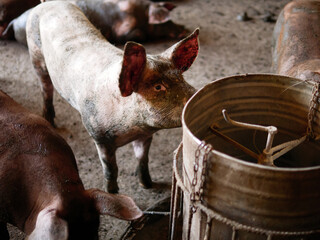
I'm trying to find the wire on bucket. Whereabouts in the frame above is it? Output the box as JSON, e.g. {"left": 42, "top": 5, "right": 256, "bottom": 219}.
{"left": 307, "top": 81, "right": 320, "bottom": 139}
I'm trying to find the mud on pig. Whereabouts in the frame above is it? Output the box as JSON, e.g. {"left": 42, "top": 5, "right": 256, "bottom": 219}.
{"left": 272, "top": 0, "right": 320, "bottom": 82}
{"left": 2, "top": 0, "right": 189, "bottom": 45}
{"left": 26, "top": 1, "right": 199, "bottom": 193}
{"left": 0, "top": 90, "right": 142, "bottom": 240}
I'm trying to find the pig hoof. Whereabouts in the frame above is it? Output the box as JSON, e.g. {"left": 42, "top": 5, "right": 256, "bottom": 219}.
{"left": 137, "top": 169, "right": 153, "bottom": 189}
{"left": 139, "top": 179, "right": 153, "bottom": 189}
{"left": 104, "top": 179, "right": 119, "bottom": 193}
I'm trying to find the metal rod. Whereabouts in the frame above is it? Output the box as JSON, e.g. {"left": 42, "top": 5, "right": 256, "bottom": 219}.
{"left": 187, "top": 207, "right": 194, "bottom": 240}
{"left": 170, "top": 144, "right": 184, "bottom": 240}
{"left": 231, "top": 227, "right": 237, "bottom": 240}
{"left": 269, "top": 136, "right": 306, "bottom": 161}
{"left": 222, "top": 109, "right": 278, "bottom": 164}
{"left": 204, "top": 216, "right": 213, "bottom": 240}
{"left": 169, "top": 167, "right": 177, "bottom": 240}
{"left": 222, "top": 109, "right": 277, "bottom": 135}
{"left": 170, "top": 180, "right": 180, "bottom": 239}
{"left": 143, "top": 211, "right": 171, "bottom": 216}
{"left": 267, "top": 234, "right": 273, "bottom": 240}
{"left": 209, "top": 125, "right": 260, "bottom": 161}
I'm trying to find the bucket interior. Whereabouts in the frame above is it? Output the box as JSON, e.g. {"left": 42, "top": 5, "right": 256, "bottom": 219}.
{"left": 180, "top": 74, "right": 320, "bottom": 238}
{"left": 183, "top": 74, "right": 320, "bottom": 168}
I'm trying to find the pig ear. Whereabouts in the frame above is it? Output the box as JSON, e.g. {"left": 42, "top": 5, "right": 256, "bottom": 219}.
{"left": 87, "top": 189, "right": 143, "bottom": 221}
{"left": 27, "top": 209, "right": 68, "bottom": 240}
{"left": 163, "top": 28, "right": 199, "bottom": 72}
{"left": 119, "top": 42, "right": 146, "bottom": 97}
{"left": 148, "top": 3, "right": 176, "bottom": 24}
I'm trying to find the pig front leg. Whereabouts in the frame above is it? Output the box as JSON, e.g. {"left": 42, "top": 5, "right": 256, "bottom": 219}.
{"left": 38, "top": 71, "right": 55, "bottom": 126}
{"left": 28, "top": 32, "right": 55, "bottom": 126}
{"left": 95, "top": 143, "right": 119, "bottom": 193}
{"left": 132, "top": 135, "right": 153, "bottom": 188}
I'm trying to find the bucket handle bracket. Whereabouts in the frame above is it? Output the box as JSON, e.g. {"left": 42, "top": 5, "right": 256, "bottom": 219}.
{"left": 211, "top": 109, "right": 307, "bottom": 166}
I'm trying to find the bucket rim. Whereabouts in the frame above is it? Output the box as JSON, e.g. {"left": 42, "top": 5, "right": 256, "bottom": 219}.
{"left": 182, "top": 73, "right": 320, "bottom": 172}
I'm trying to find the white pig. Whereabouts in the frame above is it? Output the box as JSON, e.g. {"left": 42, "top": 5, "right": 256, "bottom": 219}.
{"left": 26, "top": 1, "right": 199, "bottom": 193}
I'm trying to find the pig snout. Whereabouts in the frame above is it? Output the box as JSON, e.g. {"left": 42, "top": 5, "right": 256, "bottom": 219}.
{"left": 160, "top": 84, "right": 195, "bottom": 128}
{"left": 167, "top": 82, "right": 196, "bottom": 128}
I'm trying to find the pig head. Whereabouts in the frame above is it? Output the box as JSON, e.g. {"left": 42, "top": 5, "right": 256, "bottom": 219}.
{"left": 26, "top": 1, "right": 198, "bottom": 193}
{"left": 272, "top": 0, "right": 320, "bottom": 82}
{"left": 0, "top": 90, "right": 142, "bottom": 240}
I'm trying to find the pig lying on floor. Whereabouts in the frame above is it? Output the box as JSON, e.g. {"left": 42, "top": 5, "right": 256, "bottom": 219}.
{"left": 0, "top": 90, "right": 142, "bottom": 240}
{"left": 27, "top": 1, "right": 199, "bottom": 193}
{"left": 2, "top": 0, "right": 188, "bottom": 45}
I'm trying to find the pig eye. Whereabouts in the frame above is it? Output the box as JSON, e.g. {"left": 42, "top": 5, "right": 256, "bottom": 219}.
{"left": 154, "top": 84, "right": 166, "bottom": 92}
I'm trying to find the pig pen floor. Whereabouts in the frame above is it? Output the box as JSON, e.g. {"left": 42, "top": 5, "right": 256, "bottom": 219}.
{"left": 0, "top": 0, "right": 291, "bottom": 239}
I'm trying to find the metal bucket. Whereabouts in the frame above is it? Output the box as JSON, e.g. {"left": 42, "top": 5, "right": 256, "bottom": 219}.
{"left": 171, "top": 74, "right": 320, "bottom": 240}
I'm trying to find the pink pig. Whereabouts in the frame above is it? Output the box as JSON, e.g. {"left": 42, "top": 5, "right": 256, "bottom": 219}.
{"left": 27, "top": 1, "right": 199, "bottom": 193}
{"left": 2, "top": 0, "right": 189, "bottom": 45}
{"left": 272, "top": 0, "right": 320, "bottom": 82}
{"left": 72, "top": 0, "right": 189, "bottom": 43}
{"left": 0, "top": 90, "right": 142, "bottom": 240}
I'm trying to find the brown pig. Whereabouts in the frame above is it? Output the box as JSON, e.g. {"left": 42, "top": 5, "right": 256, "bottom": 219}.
{"left": 0, "top": 90, "right": 142, "bottom": 240}
{"left": 2, "top": 0, "right": 188, "bottom": 45}
{"left": 26, "top": 1, "right": 198, "bottom": 193}
{"left": 0, "top": 0, "right": 40, "bottom": 36}
{"left": 72, "top": 0, "right": 189, "bottom": 43}
{"left": 272, "top": 0, "right": 320, "bottom": 81}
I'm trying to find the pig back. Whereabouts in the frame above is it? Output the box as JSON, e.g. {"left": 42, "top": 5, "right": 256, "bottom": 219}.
{"left": 27, "top": 1, "right": 124, "bottom": 110}
{"left": 272, "top": 0, "right": 320, "bottom": 75}
{"left": 0, "top": 90, "right": 83, "bottom": 227}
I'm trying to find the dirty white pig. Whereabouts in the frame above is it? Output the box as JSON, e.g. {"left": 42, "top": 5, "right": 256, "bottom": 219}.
{"left": 0, "top": 90, "right": 142, "bottom": 240}
{"left": 272, "top": 0, "right": 320, "bottom": 81}
{"left": 26, "top": 1, "right": 199, "bottom": 193}
{"left": 3, "top": 0, "right": 188, "bottom": 45}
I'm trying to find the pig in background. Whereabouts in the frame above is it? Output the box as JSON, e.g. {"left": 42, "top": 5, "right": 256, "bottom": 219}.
{"left": 272, "top": 0, "right": 320, "bottom": 82}
{"left": 0, "top": 90, "right": 142, "bottom": 240}
{"left": 1, "top": 0, "right": 189, "bottom": 45}
{"left": 0, "top": 0, "right": 40, "bottom": 37}
{"left": 26, "top": 1, "right": 199, "bottom": 193}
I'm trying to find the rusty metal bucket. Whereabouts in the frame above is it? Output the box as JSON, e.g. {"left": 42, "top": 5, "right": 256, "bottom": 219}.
{"left": 170, "top": 74, "right": 320, "bottom": 240}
